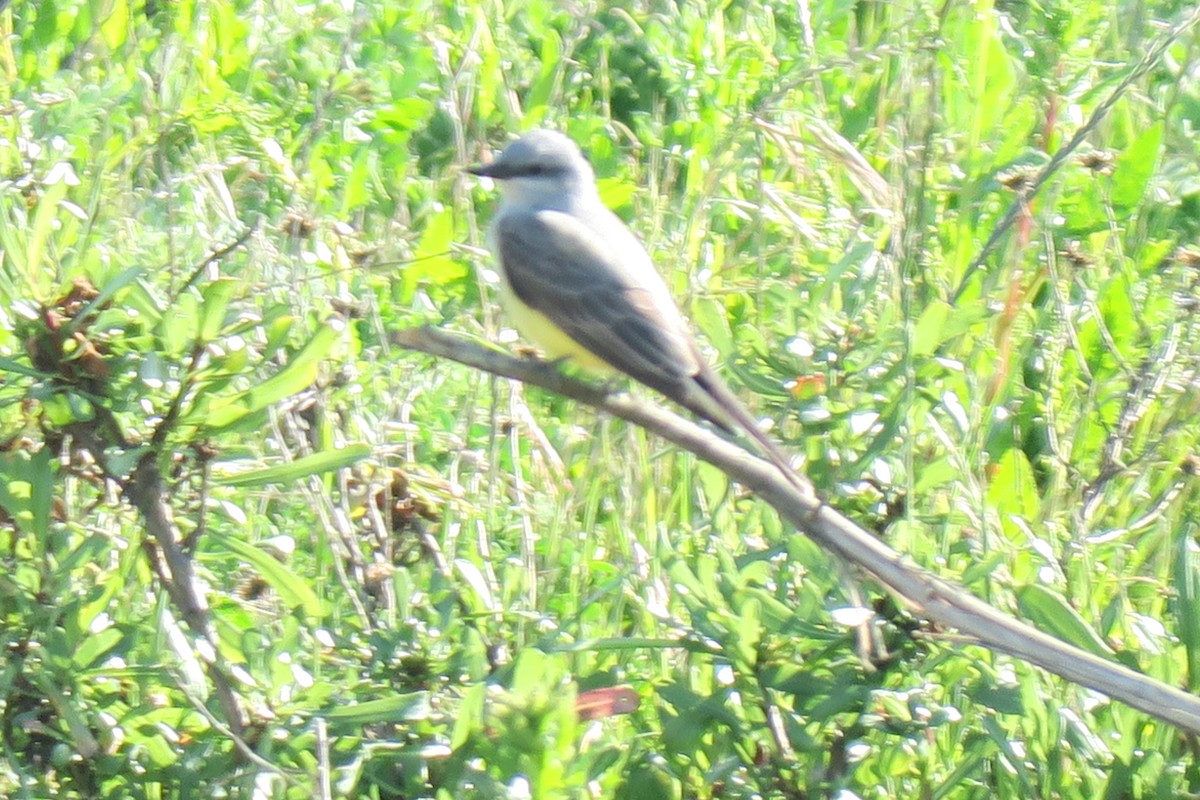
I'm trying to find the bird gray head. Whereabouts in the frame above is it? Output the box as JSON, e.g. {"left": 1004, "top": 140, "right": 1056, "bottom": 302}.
{"left": 469, "top": 129, "right": 595, "bottom": 191}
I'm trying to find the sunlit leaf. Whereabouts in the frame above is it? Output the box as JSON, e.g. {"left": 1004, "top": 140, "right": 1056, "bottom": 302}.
{"left": 1112, "top": 122, "right": 1163, "bottom": 209}
{"left": 72, "top": 628, "right": 123, "bottom": 670}
{"left": 211, "top": 444, "right": 370, "bottom": 487}
{"left": 324, "top": 692, "right": 433, "bottom": 724}
{"left": 1017, "top": 585, "right": 1115, "bottom": 660}
{"left": 199, "top": 279, "right": 239, "bottom": 342}
{"left": 202, "top": 323, "right": 339, "bottom": 430}
{"left": 212, "top": 534, "right": 323, "bottom": 618}
{"left": 398, "top": 208, "right": 468, "bottom": 303}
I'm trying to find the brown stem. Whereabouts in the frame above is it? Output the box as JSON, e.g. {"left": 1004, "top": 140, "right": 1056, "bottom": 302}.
{"left": 126, "top": 451, "right": 248, "bottom": 737}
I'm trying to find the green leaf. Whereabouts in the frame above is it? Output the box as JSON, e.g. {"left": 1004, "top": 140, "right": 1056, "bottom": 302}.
{"left": 73, "top": 628, "right": 123, "bottom": 670}
{"left": 692, "top": 296, "right": 735, "bottom": 357}
{"left": 914, "top": 456, "right": 960, "bottom": 492}
{"left": 0, "top": 457, "right": 32, "bottom": 534}
{"left": 264, "top": 313, "right": 296, "bottom": 354}
{"left": 24, "top": 179, "right": 70, "bottom": 300}
{"left": 1175, "top": 534, "right": 1200, "bottom": 693}
{"left": 731, "top": 596, "right": 760, "bottom": 668}
{"left": 618, "top": 759, "right": 678, "bottom": 800}
{"left": 29, "top": 446, "right": 53, "bottom": 538}
{"left": 970, "top": 678, "right": 1024, "bottom": 716}
{"left": 211, "top": 444, "right": 370, "bottom": 487}
{"left": 63, "top": 264, "right": 145, "bottom": 334}
{"left": 526, "top": 32, "right": 563, "bottom": 112}
{"left": 323, "top": 692, "right": 432, "bottom": 724}
{"left": 597, "top": 178, "right": 637, "bottom": 211}
{"left": 1098, "top": 277, "right": 1137, "bottom": 360}
{"left": 398, "top": 208, "right": 468, "bottom": 303}
{"left": 77, "top": 535, "right": 143, "bottom": 637}
{"left": 455, "top": 558, "right": 496, "bottom": 613}
{"left": 202, "top": 323, "right": 339, "bottom": 430}
{"left": 34, "top": 675, "right": 100, "bottom": 758}
{"left": 0, "top": 357, "right": 48, "bottom": 379}
{"left": 1017, "top": 585, "right": 1115, "bottom": 660}
{"left": 912, "top": 300, "right": 951, "bottom": 357}
{"left": 1112, "top": 122, "right": 1163, "bottom": 209}
{"left": 211, "top": 534, "right": 324, "bottom": 618}
{"left": 199, "top": 279, "right": 239, "bottom": 342}
{"left": 34, "top": 0, "right": 60, "bottom": 46}
{"left": 99, "top": 0, "right": 129, "bottom": 49}
{"left": 160, "top": 292, "right": 199, "bottom": 359}
{"left": 986, "top": 448, "right": 1040, "bottom": 523}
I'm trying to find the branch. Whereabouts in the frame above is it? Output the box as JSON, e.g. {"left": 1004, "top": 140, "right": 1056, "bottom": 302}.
{"left": 394, "top": 325, "right": 1200, "bottom": 735}
{"left": 171, "top": 224, "right": 257, "bottom": 302}
{"left": 950, "top": 6, "right": 1200, "bottom": 303}
{"left": 127, "top": 451, "right": 249, "bottom": 738}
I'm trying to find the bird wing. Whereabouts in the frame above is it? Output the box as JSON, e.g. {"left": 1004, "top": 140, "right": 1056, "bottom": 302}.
{"left": 493, "top": 208, "right": 703, "bottom": 396}
{"left": 493, "top": 205, "right": 804, "bottom": 488}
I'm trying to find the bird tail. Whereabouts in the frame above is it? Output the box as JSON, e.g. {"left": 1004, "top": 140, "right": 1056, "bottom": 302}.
{"left": 685, "top": 367, "right": 809, "bottom": 492}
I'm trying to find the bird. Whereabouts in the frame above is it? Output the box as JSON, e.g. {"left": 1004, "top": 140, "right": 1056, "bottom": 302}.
{"left": 468, "top": 129, "right": 801, "bottom": 487}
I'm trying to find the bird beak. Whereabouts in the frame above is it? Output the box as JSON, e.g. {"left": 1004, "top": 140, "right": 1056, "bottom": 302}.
{"left": 468, "top": 161, "right": 512, "bottom": 180}
{"left": 468, "top": 158, "right": 524, "bottom": 180}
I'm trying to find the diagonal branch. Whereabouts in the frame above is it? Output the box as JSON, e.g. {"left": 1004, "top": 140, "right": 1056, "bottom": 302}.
{"left": 394, "top": 325, "right": 1200, "bottom": 735}
{"left": 950, "top": 6, "right": 1200, "bottom": 303}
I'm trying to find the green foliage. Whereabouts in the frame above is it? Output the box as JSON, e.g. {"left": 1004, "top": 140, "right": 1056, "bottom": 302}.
{"left": 2, "top": 0, "right": 1200, "bottom": 798}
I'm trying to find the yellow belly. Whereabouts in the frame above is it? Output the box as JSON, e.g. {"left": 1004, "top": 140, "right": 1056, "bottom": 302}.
{"left": 497, "top": 281, "right": 613, "bottom": 374}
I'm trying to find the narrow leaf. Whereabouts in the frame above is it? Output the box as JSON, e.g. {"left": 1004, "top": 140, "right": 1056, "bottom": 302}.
{"left": 212, "top": 533, "right": 323, "bottom": 618}
{"left": 1017, "top": 585, "right": 1114, "bottom": 660}
{"left": 212, "top": 444, "right": 369, "bottom": 487}
{"left": 324, "top": 692, "right": 432, "bottom": 723}
{"left": 202, "top": 324, "right": 338, "bottom": 430}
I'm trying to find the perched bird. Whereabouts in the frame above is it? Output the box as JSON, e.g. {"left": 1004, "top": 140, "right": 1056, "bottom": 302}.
{"left": 469, "top": 129, "right": 799, "bottom": 486}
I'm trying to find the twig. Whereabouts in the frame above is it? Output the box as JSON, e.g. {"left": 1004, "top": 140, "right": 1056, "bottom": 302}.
{"left": 172, "top": 224, "right": 257, "bottom": 302}
{"left": 171, "top": 667, "right": 292, "bottom": 776}
{"left": 950, "top": 6, "right": 1200, "bottom": 303}
{"left": 127, "top": 451, "right": 249, "bottom": 736}
{"left": 69, "top": 413, "right": 249, "bottom": 737}
{"left": 393, "top": 325, "right": 1200, "bottom": 735}
{"left": 315, "top": 717, "right": 332, "bottom": 800}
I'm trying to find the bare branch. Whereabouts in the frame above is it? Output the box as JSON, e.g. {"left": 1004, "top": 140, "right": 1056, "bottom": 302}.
{"left": 127, "top": 452, "right": 249, "bottom": 737}
{"left": 394, "top": 325, "right": 1200, "bottom": 735}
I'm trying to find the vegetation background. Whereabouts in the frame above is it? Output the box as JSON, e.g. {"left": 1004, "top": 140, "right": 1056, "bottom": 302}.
{"left": 2, "top": 0, "right": 1199, "bottom": 797}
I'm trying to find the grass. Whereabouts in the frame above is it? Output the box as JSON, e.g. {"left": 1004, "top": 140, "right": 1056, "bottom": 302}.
{"left": 2, "top": 0, "right": 1200, "bottom": 798}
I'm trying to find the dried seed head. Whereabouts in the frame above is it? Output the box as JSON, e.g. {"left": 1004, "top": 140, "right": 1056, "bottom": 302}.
{"left": 1061, "top": 241, "right": 1094, "bottom": 269}
{"left": 997, "top": 166, "right": 1038, "bottom": 192}
{"left": 1171, "top": 246, "right": 1200, "bottom": 271}
{"left": 1078, "top": 151, "right": 1116, "bottom": 175}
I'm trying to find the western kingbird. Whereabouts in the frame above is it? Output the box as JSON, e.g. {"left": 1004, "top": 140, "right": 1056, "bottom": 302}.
{"left": 469, "top": 129, "right": 799, "bottom": 485}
